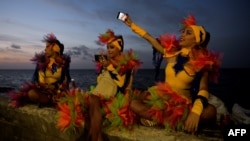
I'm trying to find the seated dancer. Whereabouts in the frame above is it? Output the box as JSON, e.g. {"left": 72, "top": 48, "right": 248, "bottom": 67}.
{"left": 55, "top": 29, "right": 141, "bottom": 141}
{"left": 9, "top": 33, "right": 71, "bottom": 107}
{"left": 120, "top": 14, "right": 222, "bottom": 133}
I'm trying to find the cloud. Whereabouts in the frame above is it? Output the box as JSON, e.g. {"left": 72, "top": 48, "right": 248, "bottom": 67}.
{"left": 0, "top": 44, "right": 23, "bottom": 53}
{"left": 11, "top": 44, "right": 21, "bottom": 49}
{"left": 0, "top": 19, "right": 48, "bottom": 44}
{"left": 65, "top": 45, "right": 104, "bottom": 60}
{"left": 94, "top": 40, "right": 104, "bottom": 46}
{"left": 1, "top": 0, "right": 250, "bottom": 69}
{"left": 64, "top": 42, "right": 157, "bottom": 68}
{"left": 0, "top": 34, "right": 24, "bottom": 42}
{"left": 43, "top": 0, "right": 86, "bottom": 13}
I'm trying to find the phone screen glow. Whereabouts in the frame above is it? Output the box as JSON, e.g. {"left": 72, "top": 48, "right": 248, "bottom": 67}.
{"left": 118, "top": 12, "right": 127, "bottom": 21}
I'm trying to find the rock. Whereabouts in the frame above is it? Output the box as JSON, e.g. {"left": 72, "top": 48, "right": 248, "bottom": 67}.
{"left": 0, "top": 94, "right": 224, "bottom": 141}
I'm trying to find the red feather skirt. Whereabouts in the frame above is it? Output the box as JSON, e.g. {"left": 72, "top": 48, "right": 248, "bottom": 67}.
{"left": 141, "top": 82, "right": 192, "bottom": 131}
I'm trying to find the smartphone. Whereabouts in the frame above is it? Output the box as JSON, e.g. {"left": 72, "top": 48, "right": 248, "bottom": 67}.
{"left": 94, "top": 54, "right": 108, "bottom": 62}
{"left": 117, "top": 12, "right": 127, "bottom": 21}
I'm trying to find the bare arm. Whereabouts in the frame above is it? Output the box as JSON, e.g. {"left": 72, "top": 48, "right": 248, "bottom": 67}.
{"left": 123, "top": 14, "right": 164, "bottom": 54}
{"left": 191, "top": 71, "right": 209, "bottom": 115}
{"left": 185, "top": 71, "right": 209, "bottom": 133}
{"left": 198, "top": 71, "right": 209, "bottom": 92}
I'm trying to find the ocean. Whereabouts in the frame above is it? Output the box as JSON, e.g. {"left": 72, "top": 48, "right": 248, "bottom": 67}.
{"left": 0, "top": 69, "right": 162, "bottom": 91}
{"left": 0, "top": 68, "right": 249, "bottom": 112}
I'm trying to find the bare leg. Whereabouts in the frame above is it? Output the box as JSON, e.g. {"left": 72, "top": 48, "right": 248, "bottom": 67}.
{"left": 199, "top": 104, "right": 217, "bottom": 127}
{"left": 88, "top": 95, "right": 103, "bottom": 141}
{"left": 27, "top": 89, "right": 50, "bottom": 104}
{"left": 27, "top": 89, "right": 39, "bottom": 102}
{"left": 129, "top": 90, "right": 152, "bottom": 120}
{"left": 130, "top": 99, "right": 151, "bottom": 120}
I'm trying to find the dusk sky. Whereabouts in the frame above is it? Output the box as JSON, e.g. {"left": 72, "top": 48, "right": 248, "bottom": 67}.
{"left": 0, "top": 0, "right": 249, "bottom": 69}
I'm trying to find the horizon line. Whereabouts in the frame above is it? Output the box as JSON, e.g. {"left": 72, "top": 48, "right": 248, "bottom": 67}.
{"left": 0, "top": 67, "right": 249, "bottom": 70}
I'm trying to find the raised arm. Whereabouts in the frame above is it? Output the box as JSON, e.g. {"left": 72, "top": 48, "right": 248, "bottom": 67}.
{"left": 122, "top": 14, "right": 164, "bottom": 54}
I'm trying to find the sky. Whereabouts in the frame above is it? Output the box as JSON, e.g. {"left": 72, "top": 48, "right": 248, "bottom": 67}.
{"left": 0, "top": 0, "right": 250, "bottom": 69}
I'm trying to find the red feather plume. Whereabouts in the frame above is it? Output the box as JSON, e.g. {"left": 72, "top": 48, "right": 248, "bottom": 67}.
{"left": 158, "top": 34, "right": 179, "bottom": 52}
{"left": 181, "top": 14, "right": 196, "bottom": 27}
{"left": 98, "top": 29, "right": 115, "bottom": 44}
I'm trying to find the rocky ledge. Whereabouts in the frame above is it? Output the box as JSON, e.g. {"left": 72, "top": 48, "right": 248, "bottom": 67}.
{"left": 0, "top": 94, "right": 224, "bottom": 141}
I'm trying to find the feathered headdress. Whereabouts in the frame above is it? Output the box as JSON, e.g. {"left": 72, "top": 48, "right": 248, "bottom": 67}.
{"left": 42, "top": 33, "right": 63, "bottom": 54}
{"left": 158, "top": 14, "right": 198, "bottom": 54}
{"left": 42, "top": 33, "right": 58, "bottom": 44}
{"left": 98, "top": 29, "right": 124, "bottom": 51}
{"left": 181, "top": 14, "right": 206, "bottom": 45}
{"left": 181, "top": 14, "right": 196, "bottom": 27}
{"left": 98, "top": 29, "right": 116, "bottom": 44}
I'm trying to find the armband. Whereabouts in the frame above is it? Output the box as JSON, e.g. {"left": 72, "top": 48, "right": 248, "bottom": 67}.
{"left": 196, "top": 95, "right": 208, "bottom": 108}
{"left": 191, "top": 90, "right": 209, "bottom": 115}
{"left": 197, "top": 89, "right": 209, "bottom": 99}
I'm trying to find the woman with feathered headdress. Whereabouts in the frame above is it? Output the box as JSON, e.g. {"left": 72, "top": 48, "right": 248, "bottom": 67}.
{"left": 55, "top": 29, "right": 142, "bottom": 141}
{"left": 89, "top": 29, "right": 143, "bottom": 141}
{"left": 8, "top": 33, "right": 71, "bottom": 108}
{"left": 120, "top": 14, "right": 222, "bottom": 133}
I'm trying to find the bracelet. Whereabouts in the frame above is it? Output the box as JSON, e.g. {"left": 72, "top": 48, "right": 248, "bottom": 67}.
{"left": 196, "top": 95, "right": 208, "bottom": 108}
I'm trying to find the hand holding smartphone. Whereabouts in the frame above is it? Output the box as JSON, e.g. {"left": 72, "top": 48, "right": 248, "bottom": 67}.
{"left": 94, "top": 54, "right": 108, "bottom": 62}
{"left": 117, "top": 12, "right": 127, "bottom": 21}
